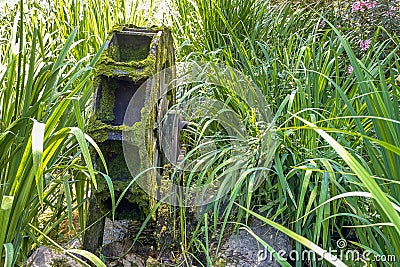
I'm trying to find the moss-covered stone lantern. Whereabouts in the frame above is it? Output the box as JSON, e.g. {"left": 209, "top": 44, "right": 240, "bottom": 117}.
{"left": 83, "top": 25, "right": 175, "bottom": 254}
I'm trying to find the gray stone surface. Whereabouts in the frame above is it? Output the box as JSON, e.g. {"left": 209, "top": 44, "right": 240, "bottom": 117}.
{"left": 101, "top": 218, "right": 158, "bottom": 267}
{"left": 214, "top": 218, "right": 291, "bottom": 266}
{"left": 24, "top": 246, "right": 86, "bottom": 267}
{"left": 103, "top": 218, "right": 132, "bottom": 246}
{"left": 25, "top": 216, "right": 290, "bottom": 266}
{"left": 101, "top": 215, "right": 291, "bottom": 266}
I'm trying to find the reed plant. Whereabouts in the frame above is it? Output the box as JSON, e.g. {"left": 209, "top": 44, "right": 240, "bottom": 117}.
{"left": 1, "top": 0, "right": 399, "bottom": 266}
{"left": 0, "top": 0, "right": 160, "bottom": 265}
{"left": 173, "top": 0, "right": 400, "bottom": 266}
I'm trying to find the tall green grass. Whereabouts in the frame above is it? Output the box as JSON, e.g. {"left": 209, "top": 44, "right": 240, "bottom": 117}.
{"left": 0, "top": 0, "right": 162, "bottom": 265}
{"left": 2, "top": 0, "right": 399, "bottom": 266}
{"left": 173, "top": 0, "right": 400, "bottom": 266}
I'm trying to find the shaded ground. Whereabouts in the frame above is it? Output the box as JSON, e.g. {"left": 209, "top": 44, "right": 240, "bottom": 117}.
{"left": 26, "top": 215, "right": 291, "bottom": 266}
{"left": 101, "top": 217, "right": 291, "bottom": 266}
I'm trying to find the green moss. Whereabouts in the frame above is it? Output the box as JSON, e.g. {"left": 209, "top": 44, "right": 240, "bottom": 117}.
{"left": 93, "top": 139, "right": 150, "bottom": 221}
{"left": 95, "top": 26, "right": 161, "bottom": 81}
{"left": 109, "top": 24, "right": 167, "bottom": 34}
{"left": 86, "top": 117, "right": 155, "bottom": 220}
{"left": 213, "top": 258, "right": 227, "bottom": 267}
{"left": 94, "top": 183, "right": 150, "bottom": 221}
{"left": 86, "top": 119, "right": 117, "bottom": 142}
{"left": 94, "top": 77, "right": 116, "bottom": 122}
{"left": 117, "top": 36, "right": 150, "bottom": 62}
{"left": 95, "top": 55, "right": 156, "bottom": 81}
{"left": 146, "top": 257, "right": 164, "bottom": 267}
{"left": 86, "top": 25, "right": 174, "bottom": 221}
{"left": 50, "top": 258, "right": 69, "bottom": 267}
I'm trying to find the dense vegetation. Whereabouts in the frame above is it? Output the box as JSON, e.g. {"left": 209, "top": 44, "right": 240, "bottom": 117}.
{"left": 0, "top": 0, "right": 399, "bottom": 266}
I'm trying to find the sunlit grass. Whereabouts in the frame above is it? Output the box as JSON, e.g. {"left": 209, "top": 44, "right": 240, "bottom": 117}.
{"left": 0, "top": 0, "right": 164, "bottom": 265}
{"left": 173, "top": 0, "right": 400, "bottom": 266}
{"left": 1, "top": 0, "right": 399, "bottom": 266}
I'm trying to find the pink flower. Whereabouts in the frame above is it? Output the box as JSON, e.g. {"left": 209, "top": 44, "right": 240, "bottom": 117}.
{"left": 347, "top": 66, "right": 354, "bottom": 75}
{"left": 364, "top": 0, "right": 376, "bottom": 9}
{"left": 386, "top": 6, "right": 397, "bottom": 15}
{"left": 352, "top": 2, "right": 364, "bottom": 12}
{"left": 360, "top": 39, "right": 371, "bottom": 51}
{"left": 351, "top": 1, "right": 377, "bottom": 12}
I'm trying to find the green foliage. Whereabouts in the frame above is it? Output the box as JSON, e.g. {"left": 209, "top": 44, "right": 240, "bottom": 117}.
{"left": 338, "top": 0, "right": 400, "bottom": 41}
{"left": 172, "top": 0, "right": 269, "bottom": 65}
{"left": 1, "top": 0, "right": 399, "bottom": 266}
{"left": 0, "top": 0, "right": 161, "bottom": 265}
{"left": 173, "top": 0, "right": 400, "bottom": 266}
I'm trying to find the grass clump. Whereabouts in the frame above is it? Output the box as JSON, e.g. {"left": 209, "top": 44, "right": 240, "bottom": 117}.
{"left": 0, "top": 0, "right": 161, "bottom": 265}
{"left": 1, "top": 0, "right": 399, "bottom": 266}
{"left": 172, "top": 0, "right": 400, "bottom": 266}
